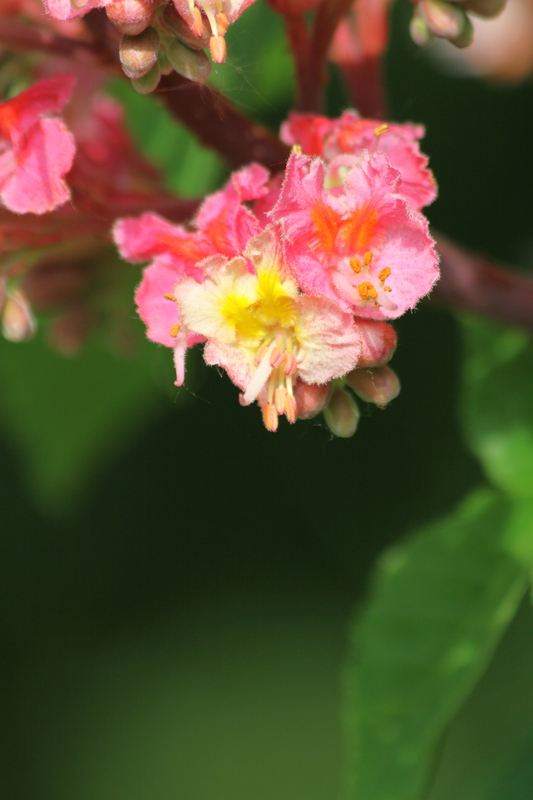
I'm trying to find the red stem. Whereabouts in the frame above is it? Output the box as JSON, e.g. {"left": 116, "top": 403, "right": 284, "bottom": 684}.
{"left": 284, "top": 14, "right": 312, "bottom": 111}
{"left": 338, "top": 56, "right": 387, "bottom": 119}
{"left": 431, "top": 235, "right": 533, "bottom": 334}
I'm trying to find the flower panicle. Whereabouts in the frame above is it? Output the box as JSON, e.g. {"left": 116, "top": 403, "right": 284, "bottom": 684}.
{"left": 115, "top": 112, "right": 439, "bottom": 437}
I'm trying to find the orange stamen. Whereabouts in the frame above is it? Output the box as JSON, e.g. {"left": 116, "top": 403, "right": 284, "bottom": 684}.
{"left": 163, "top": 293, "right": 175, "bottom": 301}
{"left": 217, "top": 11, "right": 228, "bottom": 34}
{"left": 191, "top": 5, "right": 204, "bottom": 36}
{"left": 363, "top": 251, "right": 373, "bottom": 266}
{"left": 169, "top": 323, "right": 181, "bottom": 337}
{"left": 262, "top": 402, "right": 278, "bottom": 432}
{"left": 349, "top": 256, "right": 363, "bottom": 274}
{"left": 209, "top": 34, "right": 226, "bottom": 63}
{"left": 357, "top": 282, "right": 378, "bottom": 302}
{"left": 378, "top": 267, "right": 391, "bottom": 283}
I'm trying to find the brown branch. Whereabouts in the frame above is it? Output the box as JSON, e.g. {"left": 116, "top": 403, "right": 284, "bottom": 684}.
{"left": 431, "top": 234, "right": 533, "bottom": 334}
{"left": 0, "top": 19, "right": 100, "bottom": 62}
{"left": 284, "top": 14, "right": 312, "bottom": 112}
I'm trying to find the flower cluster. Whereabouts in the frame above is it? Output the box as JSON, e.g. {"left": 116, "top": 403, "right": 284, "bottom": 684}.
{"left": 115, "top": 113, "right": 439, "bottom": 435}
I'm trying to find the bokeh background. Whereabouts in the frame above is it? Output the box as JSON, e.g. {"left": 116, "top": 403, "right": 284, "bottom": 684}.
{"left": 2, "top": 2, "right": 533, "bottom": 798}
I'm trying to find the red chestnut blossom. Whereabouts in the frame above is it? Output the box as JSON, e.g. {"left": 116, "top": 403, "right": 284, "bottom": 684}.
{"left": 0, "top": 75, "right": 76, "bottom": 214}
{"left": 114, "top": 163, "right": 270, "bottom": 384}
{"left": 270, "top": 151, "right": 439, "bottom": 320}
{"left": 42, "top": 0, "right": 110, "bottom": 21}
{"left": 281, "top": 110, "right": 437, "bottom": 210}
{"left": 171, "top": 0, "right": 258, "bottom": 62}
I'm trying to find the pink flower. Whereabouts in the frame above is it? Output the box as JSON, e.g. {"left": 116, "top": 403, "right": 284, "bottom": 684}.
{"left": 270, "top": 151, "right": 439, "bottom": 320}
{"left": 114, "top": 164, "right": 270, "bottom": 384}
{"left": 174, "top": 227, "right": 363, "bottom": 431}
{"left": 0, "top": 75, "right": 76, "bottom": 214}
{"left": 281, "top": 110, "right": 437, "bottom": 210}
{"left": 171, "top": 0, "right": 258, "bottom": 62}
{"left": 42, "top": 0, "right": 110, "bottom": 21}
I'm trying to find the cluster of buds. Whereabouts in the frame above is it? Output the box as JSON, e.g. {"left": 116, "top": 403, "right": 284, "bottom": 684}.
{"left": 42, "top": 0, "right": 255, "bottom": 86}
{"left": 409, "top": 0, "right": 506, "bottom": 48}
{"left": 114, "top": 111, "right": 439, "bottom": 437}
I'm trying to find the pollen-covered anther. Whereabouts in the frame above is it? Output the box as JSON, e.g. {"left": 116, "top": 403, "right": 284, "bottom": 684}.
{"left": 284, "top": 351, "right": 297, "bottom": 375}
{"left": 163, "top": 293, "right": 176, "bottom": 301}
{"left": 374, "top": 124, "right": 389, "bottom": 137}
{"left": 363, "top": 251, "right": 373, "bottom": 267}
{"left": 349, "top": 256, "right": 363, "bottom": 274}
{"left": 285, "top": 393, "right": 297, "bottom": 424}
{"left": 291, "top": 144, "right": 303, "bottom": 156}
{"left": 274, "top": 386, "right": 287, "bottom": 415}
{"left": 270, "top": 348, "right": 285, "bottom": 369}
{"left": 357, "top": 282, "right": 378, "bottom": 302}
{"left": 169, "top": 323, "right": 181, "bottom": 337}
{"left": 189, "top": 4, "right": 204, "bottom": 36}
{"left": 262, "top": 402, "right": 279, "bottom": 432}
{"left": 378, "top": 267, "right": 391, "bottom": 283}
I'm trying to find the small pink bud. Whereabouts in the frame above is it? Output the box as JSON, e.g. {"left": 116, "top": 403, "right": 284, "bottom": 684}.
{"left": 2, "top": 290, "right": 36, "bottom": 342}
{"left": 357, "top": 320, "right": 397, "bottom": 368}
{"left": 345, "top": 366, "right": 401, "bottom": 406}
{"left": 294, "top": 382, "right": 332, "bottom": 419}
{"left": 158, "top": 3, "right": 211, "bottom": 50}
{"left": 323, "top": 388, "right": 360, "bottom": 438}
{"left": 119, "top": 28, "right": 160, "bottom": 79}
{"left": 106, "top": 0, "right": 157, "bottom": 35}
{"left": 164, "top": 38, "right": 212, "bottom": 82}
{"left": 419, "top": 0, "right": 468, "bottom": 39}
{"left": 131, "top": 60, "right": 161, "bottom": 93}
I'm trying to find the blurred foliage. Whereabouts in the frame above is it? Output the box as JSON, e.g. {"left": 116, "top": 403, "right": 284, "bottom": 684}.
{"left": 2, "top": 1, "right": 533, "bottom": 799}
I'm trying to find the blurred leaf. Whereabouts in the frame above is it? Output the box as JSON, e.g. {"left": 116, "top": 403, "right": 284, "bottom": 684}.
{"left": 344, "top": 489, "right": 533, "bottom": 800}
{"left": 0, "top": 328, "right": 171, "bottom": 513}
{"left": 461, "top": 317, "right": 533, "bottom": 498}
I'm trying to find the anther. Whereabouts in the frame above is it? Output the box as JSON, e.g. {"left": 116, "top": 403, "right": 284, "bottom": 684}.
{"left": 349, "top": 256, "right": 363, "bottom": 274}
{"left": 274, "top": 386, "right": 287, "bottom": 415}
{"left": 262, "top": 402, "right": 279, "bottom": 432}
{"left": 384, "top": 286, "right": 392, "bottom": 292}
{"left": 374, "top": 124, "right": 389, "bottom": 137}
{"left": 209, "top": 34, "right": 226, "bottom": 63}
{"left": 378, "top": 267, "right": 391, "bottom": 283}
{"left": 163, "top": 293, "right": 175, "bottom": 301}
{"left": 217, "top": 11, "right": 228, "bottom": 34}
{"left": 191, "top": 5, "right": 204, "bottom": 36}
{"left": 284, "top": 352, "right": 297, "bottom": 375}
{"left": 363, "top": 251, "right": 373, "bottom": 266}
{"left": 357, "top": 282, "right": 378, "bottom": 302}
{"left": 291, "top": 144, "right": 303, "bottom": 156}
{"left": 285, "top": 394, "right": 297, "bottom": 424}
{"left": 169, "top": 323, "right": 181, "bottom": 337}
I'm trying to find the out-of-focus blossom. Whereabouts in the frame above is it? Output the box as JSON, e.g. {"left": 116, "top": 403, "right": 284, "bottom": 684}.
{"left": 42, "top": 0, "right": 111, "bottom": 21}
{"left": 330, "top": 0, "right": 392, "bottom": 64}
{"left": 0, "top": 75, "right": 76, "bottom": 214}
{"left": 281, "top": 110, "right": 437, "bottom": 210}
{"left": 409, "top": 0, "right": 505, "bottom": 48}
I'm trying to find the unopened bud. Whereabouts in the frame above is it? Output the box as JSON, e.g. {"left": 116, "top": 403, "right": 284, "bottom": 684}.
{"left": 357, "top": 320, "right": 397, "bottom": 368}
{"left": 323, "top": 389, "right": 360, "bottom": 438}
{"left": 410, "top": 7, "right": 435, "bottom": 46}
{"left": 450, "top": 13, "right": 473, "bottom": 47}
{"left": 463, "top": 0, "right": 505, "bottom": 17}
{"left": 345, "top": 366, "right": 401, "bottom": 407}
{"left": 120, "top": 28, "right": 160, "bottom": 79}
{"left": 158, "top": 3, "right": 211, "bottom": 50}
{"left": 106, "top": 0, "right": 157, "bottom": 35}
{"left": 131, "top": 60, "right": 161, "bottom": 93}
{"left": 419, "top": 0, "right": 468, "bottom": 39}
{"left": 164, "top": 38, "right": 212, "bottom": 82}
{"left": 294, "top": 381, "right": 332, "bottom": 420}
{"left": 2, "top": 290, "right": 36, "bottom": 342}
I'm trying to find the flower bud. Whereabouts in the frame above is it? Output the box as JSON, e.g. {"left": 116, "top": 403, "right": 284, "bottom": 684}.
{"left": 2, "top": 290, "right": 36, "bottom": 342}
{"left": 357, "top": 319, "right": 397, "bottom": 368}
{"left": 410, "top": 7, "right": 435, "bottom": 46}
{"left": 294, "top": 381, "right": 332, "bottom": 419}
{"left": 158, "top": 3, "right": 211, "bottom": 50}
{"left": 345, "top": 366, "right": 401, "bottom": 407}
{"left": 463, "top": 0, "right": 505, "bottom": 16}
{"left": 450, "top": 13, "right": 473, "bottom": 47}
{"left": 164, "top": 38, "right": 212, "bottom": 82}
{"left": 106, "top": 0, "right": 157, "bottom": 35}
{"left": 119, "top": 28, "right": 160, "bottom": 80}
{"left": 131, "top": 60, "right": 161, "bottom": 93}
{"left": 323, "top": 388, "right": 360, "bottom": 438}
{"left": 419, "top": 0, "right": 468, "bottom": 39}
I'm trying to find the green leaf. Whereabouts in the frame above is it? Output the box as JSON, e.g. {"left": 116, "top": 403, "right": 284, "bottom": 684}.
{"left": 0, "top": 330, "right": 171, "bottom": 513}
{"left": 461, "top": 317, "right": 533, "bottom": 498}
{"left": 344, "top": 489, "right": 533, "bottom": 800}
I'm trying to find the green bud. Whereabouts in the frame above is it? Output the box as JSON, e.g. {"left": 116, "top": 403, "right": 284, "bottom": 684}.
{"left": 450, "top": 13, "right": 474, "bottom": 47}
{"left": 419, "top": 0, "right": 468, "bottom": 39}
{"left": 131, "top": 60, "right": 161, "bottom": 94}
{"left": 463, "top": 0, "right": 505, "bottom": 17}
{"left": 345, "top": 366, "right": 401, "bottom": 407}
{"left": 164, "top": 37, "right": 212, "bottom": 83}
{"left": 158, "top": 3, "right": 211, "bottom": 50}
{"left": 323, "top": 389, "right": 360, "bottom": 438}
{"left": 410, "top": 7, "right": 435, "bottom": 46}
{"left": 119, "top": 27, "right": 160, "bottom": 80}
